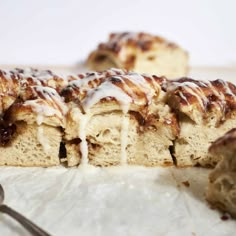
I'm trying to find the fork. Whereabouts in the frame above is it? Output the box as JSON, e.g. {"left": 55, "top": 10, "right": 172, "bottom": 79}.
{"left": 0, "top": 184, "right": 52, "bottom": 236}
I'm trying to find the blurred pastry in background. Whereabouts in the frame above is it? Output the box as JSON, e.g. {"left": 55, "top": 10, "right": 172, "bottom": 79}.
{"left": 86, "top": 32, "right": 188, "bottom": 79}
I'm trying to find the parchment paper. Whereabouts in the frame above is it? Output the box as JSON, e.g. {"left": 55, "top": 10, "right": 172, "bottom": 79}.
{"left": 0, "top": 166, "right": 235, "bottom": 236}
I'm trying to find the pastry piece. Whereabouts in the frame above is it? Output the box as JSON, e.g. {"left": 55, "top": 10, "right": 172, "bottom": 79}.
{"left": 207, "top": 128, "right": 236, "bottom": 218}
{"left": 166, "top": 78, "right": 236, "bottom": 167}
{"left": 0, "top": 85, "right": 67, "bottom": 166}
{"left": 0, "top": 69, "right": 20, "bottom": 115}
{"left": 61, "top": 68, "right": 178, "bottom": 167}
{"left": 87, "top": 32, "right": 188, "bottom": 79}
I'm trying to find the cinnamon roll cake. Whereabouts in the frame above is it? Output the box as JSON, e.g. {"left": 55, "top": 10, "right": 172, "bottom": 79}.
{"left": 87, "top": 32, "right": 188, "bottom": 79}
{"left": 0, "top": 67, "right": 236, "bottom": 168}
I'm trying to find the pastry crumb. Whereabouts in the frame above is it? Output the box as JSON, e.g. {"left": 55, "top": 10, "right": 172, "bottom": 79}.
{"left": 221, "top": 213, "right": 231, "bottom": 221}
{"left": 182, "top": 180, "right": 190, "bottom": 187}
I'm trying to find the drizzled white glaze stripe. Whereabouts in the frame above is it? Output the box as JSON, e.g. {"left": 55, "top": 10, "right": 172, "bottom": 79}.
{"left": 168, "top": 78, "right": 236, "bottom": 125}
{"left": 82, "top": 82, "right": 133, "bottom": 112}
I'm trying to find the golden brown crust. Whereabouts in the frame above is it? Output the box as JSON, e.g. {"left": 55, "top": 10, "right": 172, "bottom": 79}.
{"left": 0, "top": 69, "right": 20, "bottom": 114}
{"left": 0, "top": 68, "right": 69, "bottom": 127}
{"left": 209, "top": 128, "right": 236, "bottom": 156}
{"left": 98, "top": 32, "right": 177, "bottom": 53}
{"left": 12, "top": 68, "right": 68, "bottom": 93}
{"left": 166, "top": 78, "right": 236, "bottom": 125}
{"left": 9, "top": 86, "right": 67, "bottom": 127}
{"left": 61, "top": 68, "right": 163, "bottom": 115}
{"left": 61, "top": 68, "right": 128, "bottom": 103}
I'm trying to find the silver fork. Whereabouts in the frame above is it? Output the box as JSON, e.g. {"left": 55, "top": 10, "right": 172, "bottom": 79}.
{"left": 0, "top": 184, "right": 52, "bottom": 236}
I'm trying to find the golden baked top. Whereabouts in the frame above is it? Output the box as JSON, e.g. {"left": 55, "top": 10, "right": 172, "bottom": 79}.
{"left": 12, "top": 68, "right": 68, "bottom": 92}
{"left": 1, "top": 67, "right": 236, "bottom": 129}
{"left": 0, "top": 69, "right": 21, "bottom": 114}
{"left": 97, "top": 32, "right": 178, "bottom": 53}
{"left": 166, "top": 78, "right": 236, "bottom": 125}
{"left": 61, "top": 68, "right": 163, "bottom": 114}
{"left": 0, "top": 68, "right": 68, "bottom": 127}
{"left": 10, "top": 85, "right": 67, "bottom": 127}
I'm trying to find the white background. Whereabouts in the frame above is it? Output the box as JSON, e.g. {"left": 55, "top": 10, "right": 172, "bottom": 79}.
{"left": 0, "top": 0, "right": 236, "bottom": 67}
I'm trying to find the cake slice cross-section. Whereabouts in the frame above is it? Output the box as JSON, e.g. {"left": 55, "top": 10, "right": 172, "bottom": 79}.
{"left": 0, "top": 84, "right": 67, "bottom": 166}
{"left": 61, "top": 68, "right": 179, "bottom": 167}
{"left": 165, "top": 78, "right": 236, "bottom": 167}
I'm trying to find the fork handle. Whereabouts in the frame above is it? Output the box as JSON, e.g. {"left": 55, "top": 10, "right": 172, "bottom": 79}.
{"left": 0, "top": 204, "right": 52, "bottom": 236}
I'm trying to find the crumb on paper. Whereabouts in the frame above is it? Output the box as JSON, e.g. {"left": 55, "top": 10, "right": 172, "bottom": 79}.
{"left": 182, "top": 180, "right": 190, "bottom": 187}
{"left": 221, "top": 213, "right": 231, "bottom": 221}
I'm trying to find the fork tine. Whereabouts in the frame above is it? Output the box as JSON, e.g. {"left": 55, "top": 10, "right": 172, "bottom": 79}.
{"left": 0, "top": 184, "right": 4, "bottom": 204}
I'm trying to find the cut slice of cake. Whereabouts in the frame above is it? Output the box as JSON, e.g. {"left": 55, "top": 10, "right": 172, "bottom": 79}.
{"left": 61, "top": 68, "right": 179, "bottom": 167}
{"left": 165, "top": 78, "right": 236, "bottom": 167}
{"left": 0, "top": 85, "right": 67, "bottom": 166}
{"left": 87, "top": 32, "right": 188, "bottom": 79}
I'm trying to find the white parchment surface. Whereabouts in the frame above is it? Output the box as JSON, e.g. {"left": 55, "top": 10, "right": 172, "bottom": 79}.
{"left": 0, "top": 166, "right": 235, "bottom": 236}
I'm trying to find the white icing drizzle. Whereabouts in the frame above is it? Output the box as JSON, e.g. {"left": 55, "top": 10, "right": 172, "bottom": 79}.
{"left": 106, "top": 32, "right": 165, "bottom": 51}
{"left": 37, "top": 126, "right": 51, "bottom": 154}
{"left": 109, "top": 32, "right": 137, "bottom": 46}
{"left": 24, "top": 100, "right": 63, "bottom": 118}
{"left": 34, "top": 86, "right": 68, "bottom": 114}
{"left": 178, "top": 91, "right": 190, "bottom": 105}
{"left": 10, "top": 68, "right": 68, "bottom": 92}
{"left": 12, "top": 68, "right": 64, "bottom": 81}
{"left": 36, "top": 114, "right": 43, "bottom": 125}
{"left": 120, "top": 105, "right": 130, "bottom": 165}
{"left": 82, "top": 82, "right": 132, "bottom": 112}
{"left": 68, "top": 68, "right": 126, "bottom": 94}
{"left": 203, "top": 80, "right": 225, "bottom": 112}
{"left": 35, "top": 114, "right": 51, "bottom": 154}
{"left": 78, "top": 113, "right": 91, "bottom": 165}
{"left": 23, "top": 86, "right": 67, "bottom": 125}
{"left": 169, "top": 78, "right": 236, "bottom": 125}
{"left": 127, "top": 73, "right": 159, "bottom": 102}
{"left": 170, "top": 81, "right": 208, "bottom": 110}
{"left": 219, "top": 79, "right": 235, "bottom": 97}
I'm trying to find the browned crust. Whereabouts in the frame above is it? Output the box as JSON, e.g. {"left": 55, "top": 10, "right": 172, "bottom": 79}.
{"left": 98, "top": 32, "right": 178, "bottom": 54}
{"left": 61, "top": 69, "right": 163, "bottom": 109}
{"left": 61, "top": 68, "right": 128, "bottom": 102}
{"left": 166, "top": 78, "right": 236, "bottom": 123}
{"left": 12, "top": 68, "right": 67, "bottom": 92}
{"left": 209, "top": 128, "right": 236, "bottom": 155}
{"left": 0, "top": 69, "right": 21, "bottom": 114}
